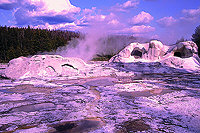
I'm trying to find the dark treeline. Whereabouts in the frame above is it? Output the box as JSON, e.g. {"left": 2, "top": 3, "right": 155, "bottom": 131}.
{"left": 0, "top": 26, "right": 80, "bottom": 62}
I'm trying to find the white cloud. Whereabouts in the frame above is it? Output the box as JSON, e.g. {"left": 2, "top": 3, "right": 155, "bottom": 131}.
{"left": 0, "top": 0, "right": 18, "bottom": 10}
{"left": 121, "top": 0, "right": 139, "bottom": 9}
{"left": 82, "top": 7, "right": 96, "bottom": 15}
{"left": 122, "top": 25, "right": 155, "bottom": 34}
{"left": 28, "top": 0, "right": 80, "bottom": 17}
{"left": 76, "top": 12, "right": 122, "bottom": 27}
{"left": 151, "top": 34, "right": 160, "bottom": 39}
{"left": 76, "top": 14, "right": 107, "bottom": 26}
{"left": 144, "top": 0, "right": 157, "bottom": 1}
{"left": 33, "top": 22, "right": 82, "bottom": 31}
{"left": 89, "top": 15, "right": 106, "bottom": 22}
{"left": 130, "top": 11, "right": 154, "bottom": 25}
{"left": 0, "top": 0, "right": 16, "bottom": 4}
{"left": 108, "top": 19, "right": 120, "bottom": 25}
{"left": 181, "top": 8, "right": 200, "bottom": 22}
{"left": 106, "top": 13, "right": 124, "bottom": 28}
{"left": 112, "top": 0, "right": 139, "bottom": 12}
{"left": 157, "top": 16, "right": 177, "bottom": 27}
{"left": 75, "top": 7, "right": 100, "bottom": 26}
{"left": 25, "top": 0, "right": 81, "bottom": 25}
{"left": 130, "top": 25, "right": 155, "bottom": 33}
{"left": 0, "top": 0, "right": 81, "bottom": 26}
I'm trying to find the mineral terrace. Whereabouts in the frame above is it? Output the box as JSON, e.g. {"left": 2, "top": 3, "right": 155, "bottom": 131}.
{"left": 0, "top": 40, "right": 200, "bottom": 133}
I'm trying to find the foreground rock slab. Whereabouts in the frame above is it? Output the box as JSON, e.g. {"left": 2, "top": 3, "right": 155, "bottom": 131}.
{"left": 0, "top": 61, "right": 200, "bottom": 133}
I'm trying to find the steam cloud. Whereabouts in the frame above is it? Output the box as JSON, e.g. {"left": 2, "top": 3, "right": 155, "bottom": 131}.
{"left": 54, "top": 23, "right": 151, "bottom": 61}
{"left": 56, "top": 24, "right": 108, "bottom": 61}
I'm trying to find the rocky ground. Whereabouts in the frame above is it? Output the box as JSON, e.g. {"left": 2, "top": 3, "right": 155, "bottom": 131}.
{"left": 0, "top": 61, "right": 200, "bottom": 133}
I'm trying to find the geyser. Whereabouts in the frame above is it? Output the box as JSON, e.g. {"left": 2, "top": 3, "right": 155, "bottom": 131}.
{"left": 109, "top": 40, "right": 200, "bottom": 71}
{"left": 3, "top": 40, "right": 200, "bottom": 80}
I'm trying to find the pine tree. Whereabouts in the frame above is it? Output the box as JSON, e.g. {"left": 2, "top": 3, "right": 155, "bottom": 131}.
{"left": 192, "top": 25, "right": 200, "bottom": 56}
{"left": 0, "top": 25, "right": 80, "bottom": 62}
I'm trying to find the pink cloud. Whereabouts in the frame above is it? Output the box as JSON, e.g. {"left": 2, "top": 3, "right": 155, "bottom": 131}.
{"left": 182, "top": 8, "right": 200, "bottom": 17}
{"left": 130, "top": 11, "right": 154, "bottom": 25}
{"left": 108, "top": 19, "right": 120, "bottom": 26}
{"left": 0, "top": 0, "right": 18, "bottom": 10}
{"left": 157, "top": 16, "right": 177, "bottom": 27}
{"left": 112, "top": 0, "right": 139, "bottom": 12}
{"left": 122, "top": 25, "right": 155, "bottom": 34}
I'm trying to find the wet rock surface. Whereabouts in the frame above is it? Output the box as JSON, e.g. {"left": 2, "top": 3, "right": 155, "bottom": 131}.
{"left": 0, "top": 61, "right": 200, "bottom": 133}
{"left": 115, "top": 119, "right": 151, "bottom": 133}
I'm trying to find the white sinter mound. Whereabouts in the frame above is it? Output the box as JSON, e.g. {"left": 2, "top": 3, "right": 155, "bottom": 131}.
{"left": 3, "top": 40, "right": 200, "bottom": 79}
{"left": 5, "top": 55, "right": 87, "bottom": 79}
{"left": 109, "top": 40, "right": 200, "bottom": 72}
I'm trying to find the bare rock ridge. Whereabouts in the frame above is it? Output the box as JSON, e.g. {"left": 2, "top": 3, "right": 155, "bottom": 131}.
{"left": 109, "top": 40, "right": 200, "bottom": 71}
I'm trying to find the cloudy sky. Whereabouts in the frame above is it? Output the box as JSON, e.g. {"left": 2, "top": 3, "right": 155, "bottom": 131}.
{"left": 0, "top": 0, "right": 200, "bottom": 44}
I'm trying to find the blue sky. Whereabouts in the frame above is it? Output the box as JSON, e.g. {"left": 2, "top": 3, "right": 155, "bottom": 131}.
{"left": 0, "top": 0, "right": 200, "bottom": 44}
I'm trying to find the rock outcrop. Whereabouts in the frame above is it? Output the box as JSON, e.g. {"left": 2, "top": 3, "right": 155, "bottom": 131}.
{"left": 109, "top": 40, "right": 169, "bottom": 63}
{"left": 145, "top": 40, "right": 168, "bottom": 60}
{"left": 167, "top": 41, "right": 198, "bottom": 58}
{"left": 5, "top": 55, "right": 87, "bottom": 79}
{"left": 109, "top": 40, "right": 200, "bottom": 72}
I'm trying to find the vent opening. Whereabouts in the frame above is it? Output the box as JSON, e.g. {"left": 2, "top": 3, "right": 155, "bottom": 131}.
{"left": 131, "top": 50, "right": 142, "bottom": 59}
